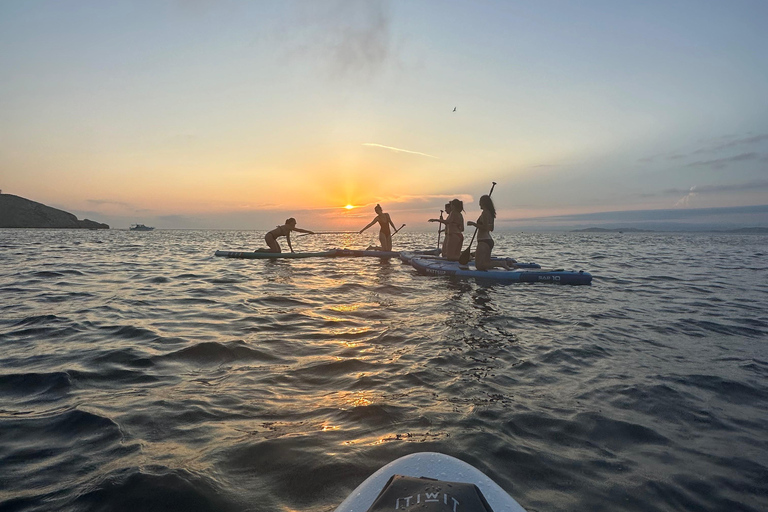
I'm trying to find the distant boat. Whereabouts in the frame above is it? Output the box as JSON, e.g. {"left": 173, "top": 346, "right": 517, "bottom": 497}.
{"left": 129, "top": 224, "right": 155, "bottom": 231}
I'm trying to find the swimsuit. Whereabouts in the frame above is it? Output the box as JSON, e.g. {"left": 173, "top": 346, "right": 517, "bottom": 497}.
{"left": 478, "top": 238, "right": 494, "bottom": 250}
{"left": 379, "top": 214, "right": 391, "bottom": 236}
{"left": 268, "top": 225, "right": 290, "bottom": 238}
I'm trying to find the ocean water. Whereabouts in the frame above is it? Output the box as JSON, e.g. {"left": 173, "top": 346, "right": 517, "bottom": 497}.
{"left": 0, "top": 229, "right": 766, "bottom": 512}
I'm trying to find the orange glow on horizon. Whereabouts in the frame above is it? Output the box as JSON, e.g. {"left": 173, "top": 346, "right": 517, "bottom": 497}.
{"left": 344, "top": 204, "right": 355, "bottom": 210}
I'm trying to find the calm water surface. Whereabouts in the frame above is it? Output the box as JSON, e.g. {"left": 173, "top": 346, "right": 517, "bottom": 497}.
{"left": 1, "top": 229, "right": 767, "bottom": 512}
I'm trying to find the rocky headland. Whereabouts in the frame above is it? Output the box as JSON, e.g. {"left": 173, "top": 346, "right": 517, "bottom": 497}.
{"left": 0, "top": 194, "right": 109, "bottom": 229}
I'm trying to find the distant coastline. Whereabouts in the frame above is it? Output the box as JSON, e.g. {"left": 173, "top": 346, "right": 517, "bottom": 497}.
{"left": 0, "top": 193, "right": 109, "bottom": 229}
{"left": 571, "top": 227, "right": 768, "bottom": 234}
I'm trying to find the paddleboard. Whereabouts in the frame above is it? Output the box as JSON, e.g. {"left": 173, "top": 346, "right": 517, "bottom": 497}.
{"left": 335, "top": 452, "right": 527, "bottom": 512}
{"left": 410, "top": 257, "right": 592, "bottom": 285}
{"left": 399, "top": 251, "right": 541, "bottom": 269}
{"left": 214, "top": 250, "right": 337, "bottom": 259}
{"left": 215, "top": 248, "right": 441, "bottom": 260}
{"left": 333, "top": 248, "right": 401, "bottom": 258}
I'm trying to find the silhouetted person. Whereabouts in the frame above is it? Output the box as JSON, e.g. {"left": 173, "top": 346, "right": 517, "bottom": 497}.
{"left": 467, "top": 195, "right": 497, "bottom": 270}
{"left": 360, "top": 204, "right": 397, "bottom": 251}
{"left": 437, "top": 202, "right": 451, "bottom": 256}
{"left": 429, "top": 198, "right": 464, "bottom": 260}
{"left": 259, "top": 218, "right": 313, "bottom": 253}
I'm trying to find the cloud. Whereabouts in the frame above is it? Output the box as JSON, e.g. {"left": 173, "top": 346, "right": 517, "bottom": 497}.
{"left": 512, "top": 204, "right": 768, "bottom": 223}
{"left": 363, "top": 143, "right": 439, "bottom": 159}
{"left": 86, "top": 199, "right": 134, "bottom": 209}
{"left": 684, "top": 152, "right": 761, "bottom": 169}
{"left": 665, "top": 180, "right": 768, "bottom": 196}
{"left": 693, "top": 134, "right": 768, "bottom": 155}
{"left": 639, "top": 133, "right": 768, "bottom": 164}
{"left": 288, "top": 0, "right": 394, "bottom": 79}
{"left": 671, "top": 180, "right": 768, "bottom": 208}
{"left": 674, "top": 188, "right": 698, "bottom": 208}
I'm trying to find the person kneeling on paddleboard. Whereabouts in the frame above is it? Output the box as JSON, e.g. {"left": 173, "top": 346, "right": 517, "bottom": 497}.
{"left": 429, "top": 198, "right": 464, "bottom": 261}
{"left": 467, "top": 195, "right": 500, "bottom": 271}
{"left": 259, "top": 218, "right": 314, "bottom": 253}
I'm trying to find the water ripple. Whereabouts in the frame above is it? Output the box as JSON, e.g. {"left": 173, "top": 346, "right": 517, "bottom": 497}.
{"left": 0, "top": 229, "right": 766, "bottom": 512}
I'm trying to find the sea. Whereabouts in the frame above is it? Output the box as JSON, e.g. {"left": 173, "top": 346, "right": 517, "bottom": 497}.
{"left": 1, "top": 229, "right": 766, "bottom": 512}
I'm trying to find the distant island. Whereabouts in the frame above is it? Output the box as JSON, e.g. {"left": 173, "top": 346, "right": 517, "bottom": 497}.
{"left": 726, "top": 227, "right": 768, "bottom": 234}
{"left": 0, "top": 193, "right": 109, "bottom": 229}
{"left": 571, "top": 226, "right": 768, "bottom": 234}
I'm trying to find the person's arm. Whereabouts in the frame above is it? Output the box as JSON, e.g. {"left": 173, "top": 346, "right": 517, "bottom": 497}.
{"left": 359, "top": 218, "right": 377, "bottom": 233}
{"left": 388, "top": 214, "right": 397, "bottom": 231}
{"left": 287, "top": 233, "right": 294, "bottom": 252}
{"left": 471, "top": 212, "right": 492, "bottom": 231}
{"left": 294, "top": 227, "right": 314, "bottom": 234}
{"left": 428, "top": 218, "right": 448, "bottom": 224}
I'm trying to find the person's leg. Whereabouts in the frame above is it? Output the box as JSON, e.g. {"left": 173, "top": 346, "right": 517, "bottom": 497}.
{"left": 445, "top": 234, "right": 460, "bottom": 261}
{"left": 475, "top": 240, "right": 492, "bottom": 270}
{"left": 265, "top": 233, "right": 281, "bottom": 253}
{"left": 381, "top": 231, "right": 392, "bottom": 252}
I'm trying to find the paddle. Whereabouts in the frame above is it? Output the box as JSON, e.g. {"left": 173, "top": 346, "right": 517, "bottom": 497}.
{"left": 435, "top": 209, "right": 444, "bottom": 251}
{"left": 296, "top": 231, "right": 357, "bottom": 237}
{"left": 392, "top": 224, "right": 405, "bottom": 236}
{"left": 458, "top": 182, "right": 497, "bottom": 265}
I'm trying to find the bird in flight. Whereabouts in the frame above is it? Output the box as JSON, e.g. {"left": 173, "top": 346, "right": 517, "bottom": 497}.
{"left": 453, "top": 107, "right": 456, "bottom": 112}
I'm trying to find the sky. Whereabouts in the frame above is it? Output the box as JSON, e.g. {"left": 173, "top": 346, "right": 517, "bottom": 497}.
{"left": 1, "top": 0, "right": 767, "bottom": 230}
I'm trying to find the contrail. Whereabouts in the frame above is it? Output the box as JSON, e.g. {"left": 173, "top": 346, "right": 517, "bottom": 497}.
{"left": 363, "top": 143, "right": 439, "bottom": 159}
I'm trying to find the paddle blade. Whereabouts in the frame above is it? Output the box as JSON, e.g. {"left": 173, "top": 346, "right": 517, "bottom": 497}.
{"left": 458, "top": 247, "right": 471, "bottom": 265}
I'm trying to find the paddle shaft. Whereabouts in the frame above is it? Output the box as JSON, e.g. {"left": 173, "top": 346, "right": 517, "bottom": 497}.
{"left": 436, "top": 210, "right": 444, "bottom": 250}
{"left": 459, "top": 182, "right": 497, "bottom": 264}
{"left": 392, "top": 224, "right": 405, "bottom": 237}
{"left": 297, "top": 231, "right": 357, "bottom": 237}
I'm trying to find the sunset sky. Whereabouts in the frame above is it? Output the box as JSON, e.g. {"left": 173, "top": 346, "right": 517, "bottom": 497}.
{"left": 1, "top": 1, "right": 767, "bottom": 230}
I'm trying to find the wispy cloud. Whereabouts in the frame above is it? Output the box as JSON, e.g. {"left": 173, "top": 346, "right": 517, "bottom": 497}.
{"left": 692, "top": 134, "right": 768, "bottom": 155}
{"left": 87, "top": 199, "right": 134, "bottom": 209}
{"left": 684, "top": 152, "right": 760, "bottom": 169}
{"left": 674, "top": 188, "right": 698, "bottom": 208}
{"left": 639, "top": 133, "right": 768, "bottom": 164}
{"left": 287, "top": 1, "right": 395, "bottom": 80}
{"left": 669, "top": 180, "right": 768, "bottom": 195}
{"left": 672, "top": 180, "right": 768, "bottom": 207}
{"left": 363, "top": 143, "right": 439, "bottom": 159}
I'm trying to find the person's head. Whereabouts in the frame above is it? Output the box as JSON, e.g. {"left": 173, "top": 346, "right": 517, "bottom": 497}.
{"left": 478, "top": 195, "right": 496, "bottom": 218}
{"left": 444, "top": 202, "right": 452, "bottom": 214}
{"left": 374, "top": 204, "right": 382, "bottom": 214}
{"left": 450, "top": 198, "right": 463, "bottom": 212}
{"left": 285, "top": 217, "right": 297, "bottom": 226}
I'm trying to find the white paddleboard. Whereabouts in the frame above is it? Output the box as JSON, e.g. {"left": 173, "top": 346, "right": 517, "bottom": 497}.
{"left": 335, "top": 452, "right": 527, "bottom": 512}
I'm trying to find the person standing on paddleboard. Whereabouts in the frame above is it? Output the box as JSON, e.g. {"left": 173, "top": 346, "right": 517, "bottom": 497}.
{"left": 467, "top": 195, "right": 496, "bottom": 270}
{"left": 429, "top": 198, "right": 464, "bottom": 261}
{"left": 261, "top": 218, "right": 314, "bottom": 253}
{"left": 360, "top": 204, "right": 398, "bottom": 251}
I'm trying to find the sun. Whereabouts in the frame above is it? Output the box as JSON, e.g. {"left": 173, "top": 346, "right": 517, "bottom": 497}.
{"left": 344, "top": 204, "right": 355, "bottom": 210}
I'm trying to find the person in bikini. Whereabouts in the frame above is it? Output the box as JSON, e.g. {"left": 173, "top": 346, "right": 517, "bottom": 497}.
{"left": 360, "top": 204, "right": 398, "bottom": 251}
{"left": 429, "top": 198, "right": 464, "bottom": 261}
{"left": 259, "top": 218, "right": 314, "bottom": 253}
{"left": 467, "top": 195, "right": 500, "bottom": 270}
